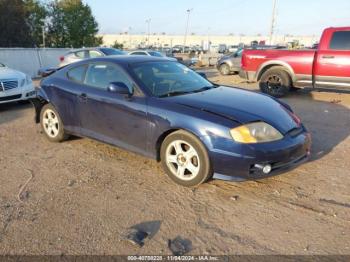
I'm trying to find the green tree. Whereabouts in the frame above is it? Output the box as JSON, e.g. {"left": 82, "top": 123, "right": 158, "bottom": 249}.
{"left": 24, "top": 0, "right": 48, "bottom": 47}
{"left": 112, "top": 41, "right": 124, "bottom": 50}
{"left": 47, "top": 0, "right": 102, "bottom": 47}
{"left": 0, "top": 0, "right": 32, "bottom": 47}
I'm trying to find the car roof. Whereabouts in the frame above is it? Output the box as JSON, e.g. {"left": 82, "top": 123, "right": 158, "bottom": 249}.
{"left": 67, "top": 47, "right": 117, "bottom": 54}
{"left": 70, "top": 55, "right": 175, "bottom": 66}
{"left": 129, "top": 50, "right": 148, "bottom": 53}
{"left": 130, "top": 50, "right": 161, "bottom": 53}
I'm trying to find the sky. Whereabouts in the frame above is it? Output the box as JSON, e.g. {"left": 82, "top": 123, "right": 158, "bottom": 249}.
{"left": 83, "top": 0, "right": 350, "bottom": 36}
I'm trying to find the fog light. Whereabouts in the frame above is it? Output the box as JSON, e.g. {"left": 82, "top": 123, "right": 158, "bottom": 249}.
{"left": 262, "top": 164, "right": 272, "bottom": 174}
{"left": 254, "top": 164, "right": 272, "bottom": 174}
{"left": 26, "top": 91, "right": 36, "bottom": 97}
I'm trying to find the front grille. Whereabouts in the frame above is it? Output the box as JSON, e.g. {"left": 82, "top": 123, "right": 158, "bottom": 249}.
{"left": 0, "top": 94, "right": 21, "bottom": 102}
{"left": 0, "top": 80, "right": 18, "bottom": 92}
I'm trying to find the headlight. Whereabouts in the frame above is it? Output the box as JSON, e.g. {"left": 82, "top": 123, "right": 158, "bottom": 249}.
{"left": 20, "top": 78, "right": 25, "bottom": 87}
{"left": 20, "top": 75, "right": 32, "bottom": 87}
{"left": 230, "top": 122, "right": 283, "bottom": 143}
{"left": 26, "top": 75, "right": 32, "bottom": 85}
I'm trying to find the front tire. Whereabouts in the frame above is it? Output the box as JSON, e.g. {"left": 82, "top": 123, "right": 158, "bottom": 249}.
{"left": 40, "top": 104, "right": 68, "bottom": 142}
{"left": 259, "top": 66, "right": 291, "bottom": 98}
{"left": 160, "top": 130, "right": 212, "bottom": 187}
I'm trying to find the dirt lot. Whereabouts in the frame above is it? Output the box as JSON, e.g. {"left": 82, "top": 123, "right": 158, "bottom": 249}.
{"left": 0, "top": 70, "right": 349, "bottom": 255}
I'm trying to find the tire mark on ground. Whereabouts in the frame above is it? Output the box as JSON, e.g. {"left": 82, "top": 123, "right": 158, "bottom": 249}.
{"left": 197, "top": 218, "right": 275, "bottom": 253}
{"left": 319, "top": 199, "right": 350, "bottom": 209}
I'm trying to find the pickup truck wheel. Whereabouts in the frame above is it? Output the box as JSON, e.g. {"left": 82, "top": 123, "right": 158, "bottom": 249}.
{"left": 219, "top": 64, "right": 230, "bottom": 75}
{"left": 259, "top": 67, "right": 291, "bottom": 97}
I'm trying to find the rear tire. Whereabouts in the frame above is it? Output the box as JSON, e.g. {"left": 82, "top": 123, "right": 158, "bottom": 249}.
{"left": 160, "top": 130, "right": 212, "bottom": 187}
{"left": 40, "top": 104, "right": 68, "bottom": 142}
{"left": 259, "top": 66, "right": 291, "bottom": 97}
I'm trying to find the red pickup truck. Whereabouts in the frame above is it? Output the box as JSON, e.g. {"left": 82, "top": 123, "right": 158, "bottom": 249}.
{"left": 240, "top": 27, "right": 350, "bottom": 97}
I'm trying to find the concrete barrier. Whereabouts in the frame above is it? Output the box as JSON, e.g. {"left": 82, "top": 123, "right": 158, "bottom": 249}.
{"left": 0, "top": 48, "right": 74, "bottom": 77}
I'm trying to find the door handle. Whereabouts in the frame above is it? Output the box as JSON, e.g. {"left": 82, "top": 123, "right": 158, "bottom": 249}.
{"left": 322, "top": 55, "right": 335, "bottom": 59}
{"left": 78, "top": 93, "right": 88, "bottom": 102}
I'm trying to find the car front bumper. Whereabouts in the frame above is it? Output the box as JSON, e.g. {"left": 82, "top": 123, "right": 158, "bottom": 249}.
{"left": 0, "top": 83, "right": 36, "bottom": 104}
{"left": 205, "top": 127, "right": 311, "bottom": 181}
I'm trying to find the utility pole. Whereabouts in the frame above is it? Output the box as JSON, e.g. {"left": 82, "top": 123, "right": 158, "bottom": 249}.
{"left": 269, "top": 0, "right": 277, "bottom": 45}
{"left": 146, "top": 19, "right": 151, "bottom": 47}
{"left": 128, "top": 27, "right": 132, "bottom": 48}
{"left": 42, "top": 25, "right": 46, "bottom": 48}
{"left": 41, "top": 18, "right": 46, "bottom": 48}
{"left": 183, "top": 8, "right": 193, "bottom": 53}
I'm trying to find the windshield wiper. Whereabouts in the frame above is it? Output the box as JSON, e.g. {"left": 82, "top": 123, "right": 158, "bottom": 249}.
{"left": 192, "top": 85, "right": 216, "bottom": 93}
{"left": 159, "top": 90, "right": 194, "bottom": 98}
{"left": 159, "top": 85, "right": 216, "bottom": 98}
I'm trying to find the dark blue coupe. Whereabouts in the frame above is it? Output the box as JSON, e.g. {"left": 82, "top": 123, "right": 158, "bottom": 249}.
{"left": 33, "top": 56, "right": 311, "bottom": 186}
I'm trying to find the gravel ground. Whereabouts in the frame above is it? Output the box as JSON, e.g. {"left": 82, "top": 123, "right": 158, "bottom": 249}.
{"left": 0, "top": 70, "right": 349, "bottom": 255}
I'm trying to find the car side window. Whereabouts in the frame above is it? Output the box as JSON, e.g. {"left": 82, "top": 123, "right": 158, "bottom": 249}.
{"left": 75, "top": 51, "right": 86, "bottom": 58}
{"left": 89, "top": 50, "right": 103, "bottom": 58}
{"left": 84, "top": 63, "right": 133, "bottom": 91}
{"left": 67, "top": 65, "right": 87, "bottom": 83}
{"left": 330, "top": 31, "right": 350, "bottom": 50}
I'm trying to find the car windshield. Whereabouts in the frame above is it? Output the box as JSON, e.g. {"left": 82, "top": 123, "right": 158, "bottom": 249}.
{"left": 100, "top": 48, "right": 126, "bottom": 55}
{"left": 148, "top": 51, "right": 164, "bottom": 57}
{"left": 132, "top": 62, "right": 215, "bottom": 97}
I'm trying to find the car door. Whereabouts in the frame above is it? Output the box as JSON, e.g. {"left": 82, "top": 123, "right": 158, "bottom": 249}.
{"left": 46, "top": 64, "right": 88, "bottom": 134}
{"left": 78, "top": 62, "right": 149, "bottom": 156}
{"left": 314, "top": 30, "right": 350, "bottom": 88}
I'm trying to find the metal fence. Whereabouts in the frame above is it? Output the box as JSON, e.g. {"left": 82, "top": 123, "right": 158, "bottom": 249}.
{"left": 0, "top": 48, "right": 74, "bottom": 77}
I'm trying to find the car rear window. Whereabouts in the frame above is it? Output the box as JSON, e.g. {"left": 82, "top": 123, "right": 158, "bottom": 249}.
{"left": 67, "top": 65, "right": 87, "bottom": 82}
{"left": 330, "top": 31, "right": 350, "bottom": 50}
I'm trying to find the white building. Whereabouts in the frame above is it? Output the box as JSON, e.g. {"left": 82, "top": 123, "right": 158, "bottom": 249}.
{"left": 100, "top": 34, "right": 319, "bottom": 49}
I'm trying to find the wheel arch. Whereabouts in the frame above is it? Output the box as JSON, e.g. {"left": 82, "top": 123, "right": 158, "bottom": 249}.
{"left": 155, "top": 127, "right": 209, "bottom": 162}
{"left": 256, "top": 61, "right": 295, "bottom": 82}
{"left": 219, "top": 61, "right": 233, "bottom": 68}
{"left": 30, "top": 95, "right": 50, "bottom": 124}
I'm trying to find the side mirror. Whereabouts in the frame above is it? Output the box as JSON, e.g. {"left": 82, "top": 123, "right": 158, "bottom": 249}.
{"left": 197, "top": 72, "right": 208, "bottom": 79}
{"left": 107, "top": 82, "right": 132, "bottom": 96}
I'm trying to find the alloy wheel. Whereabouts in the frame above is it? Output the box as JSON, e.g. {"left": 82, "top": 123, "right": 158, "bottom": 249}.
{"left": 165, "top": 140, "right": 200, "bottom": 181}
{"left": 43, "top": 109, "right": 59, "bottom": 138}
{"left": 267, "top": 75, "right": 283, "bottom": 95}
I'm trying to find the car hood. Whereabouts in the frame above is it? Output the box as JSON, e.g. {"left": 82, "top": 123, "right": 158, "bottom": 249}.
{"left": 0, "top": 67, "right": 25, "bottom": 80}
{"left": 166, "top": 86, "right": 299, "bottom": 134}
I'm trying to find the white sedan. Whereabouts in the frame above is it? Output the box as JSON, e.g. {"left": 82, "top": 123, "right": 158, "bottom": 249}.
{"left": 128, "top": 50, "right": 177, "bottom": 61}
{"left": 0, "top": 63, "right": 35, "bottom": 104}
